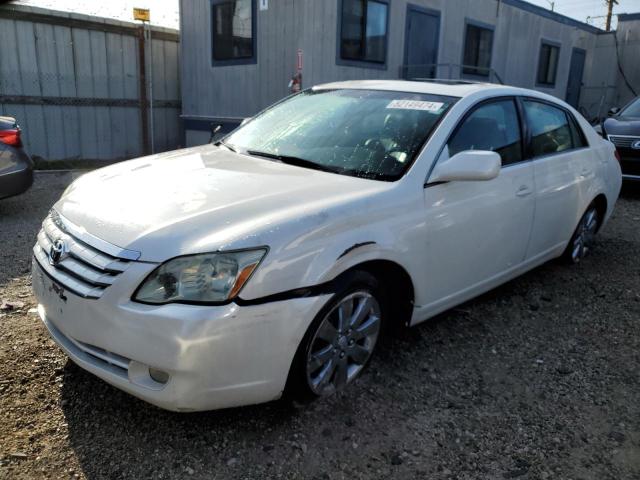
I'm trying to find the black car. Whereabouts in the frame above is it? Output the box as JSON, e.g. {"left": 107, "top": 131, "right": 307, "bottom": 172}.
{"left": 600, "top": 97, "right": 640, "bottom": 180}
{"left": 0, "top": 116, "right": 33, "bottom": 200}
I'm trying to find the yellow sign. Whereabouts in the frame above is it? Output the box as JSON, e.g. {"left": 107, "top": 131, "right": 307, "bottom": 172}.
{"left": 133, "top": 8, "right": 150, "bottom": 22}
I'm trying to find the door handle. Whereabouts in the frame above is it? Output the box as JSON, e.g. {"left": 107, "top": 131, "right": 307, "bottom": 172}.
{"left": 515, "top": 185, "right": 533, "bottom": 197}
{"left": 580, "top": 168, "right": 592, "bottom": 177}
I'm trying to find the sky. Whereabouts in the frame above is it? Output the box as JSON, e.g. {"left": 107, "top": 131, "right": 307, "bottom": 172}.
{"left": 11, "top": 0, "right": 640, "bottom": 30}
{"left": 525, "top": 0, "right": 640, "bottom": 30}
{"left": 14, "top": 0, "right": 181, "bottom": 28}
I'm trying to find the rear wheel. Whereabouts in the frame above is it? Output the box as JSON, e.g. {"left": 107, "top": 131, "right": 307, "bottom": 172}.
{"left": 564, "top": 204, "right": 599, "bottom": 264}
{"left": 287, "top": 271, "right": 384, "bottom": 401}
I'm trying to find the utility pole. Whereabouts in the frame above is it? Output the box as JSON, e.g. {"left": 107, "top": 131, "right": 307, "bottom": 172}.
{"left": 605, "top": 0, "right": 619, "bottom": 31}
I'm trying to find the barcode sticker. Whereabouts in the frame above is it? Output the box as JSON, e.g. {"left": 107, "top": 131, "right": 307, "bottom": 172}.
{"left": 386, "top": 100, "right": 445, "bottom": 112}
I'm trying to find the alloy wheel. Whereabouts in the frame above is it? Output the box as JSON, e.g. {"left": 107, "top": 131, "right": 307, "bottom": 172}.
{"left": 306, "top": 291, "right": 381, "bottom": 396}
{"left": 571, "top": 207, "right": 598, "bottom": 263}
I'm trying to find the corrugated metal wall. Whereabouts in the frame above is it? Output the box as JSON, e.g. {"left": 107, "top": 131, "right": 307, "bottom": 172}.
{"left": 0, "top": 4, "right": 181, "bottom": 162}
{"left": 180, "top": 0, "right": 602, "bottom": 126}
{"left": 181, "top": 0, "right": 640, "bottom": 139}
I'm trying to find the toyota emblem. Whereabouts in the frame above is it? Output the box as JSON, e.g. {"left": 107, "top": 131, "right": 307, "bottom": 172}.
{"left": 49, "top": 239, "right": 68, "bottom": 266}
{"left": 632, "top": 140, "right": 640, "bottom": 150}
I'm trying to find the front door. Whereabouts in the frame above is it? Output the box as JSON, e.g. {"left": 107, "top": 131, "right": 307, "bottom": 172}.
{"left": 565, "top": 48, "right": 586, "bottom": 108}
{"left": 403, "top": 5, "right": 440, "bottom": 80}
{"left": 420, "top": 98, "right": 535, "bottom": 310}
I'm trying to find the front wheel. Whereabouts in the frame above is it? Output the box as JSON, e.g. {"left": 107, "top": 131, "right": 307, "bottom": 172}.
{"left": 287, "top": 271, "right": 384, "bottom": 401}
{"left": 564, "top": 204, "right": 599, "bottom": 264}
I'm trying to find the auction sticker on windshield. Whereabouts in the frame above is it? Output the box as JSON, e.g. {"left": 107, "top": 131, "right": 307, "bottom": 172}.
{"left": 386, "top": 100, "right": 445, "bottom": 112}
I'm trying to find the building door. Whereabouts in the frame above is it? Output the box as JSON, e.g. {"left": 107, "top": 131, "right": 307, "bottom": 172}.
{"left": 403, "top": 5, "right": 440, "bottom": 80}
{"left": 565, "top": 48, "right": 586, "bottom": 108}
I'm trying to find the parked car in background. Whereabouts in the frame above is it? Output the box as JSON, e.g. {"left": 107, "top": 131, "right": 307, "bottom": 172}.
{"left": 0, "top": 116, "right": 33, "bottom": 200}
{"left": 600, "top": 96, "right": 640, "bottom": 180}
{"left": 32, "top": 81, "right": 621, "bottom": 412}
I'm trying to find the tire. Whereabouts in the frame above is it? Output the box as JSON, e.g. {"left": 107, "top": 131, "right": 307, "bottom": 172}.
{"left": 286, "top": 270, "right": 386, "bottom": 403}
{"left": 563, "top": 202, "right": 600, "bottom": 264}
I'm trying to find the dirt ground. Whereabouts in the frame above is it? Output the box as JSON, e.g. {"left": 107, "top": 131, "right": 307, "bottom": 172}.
{"left": 1, "top": 172, "right": 639, "bottom": 480}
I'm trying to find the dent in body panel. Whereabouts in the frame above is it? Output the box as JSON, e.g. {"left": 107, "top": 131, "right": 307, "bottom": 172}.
{"left": 337, "top": 241, "right": 377, "bottom": 260}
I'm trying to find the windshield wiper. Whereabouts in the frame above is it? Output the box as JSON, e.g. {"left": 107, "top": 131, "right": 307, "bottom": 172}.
{"left": 338, "top": 168, "right": 397, "bottom": 182}
{"left": 246, "top": 150, "right": 340, "bottom": 174}
{"left": 214, "top": 140, "right": 237, "bottom": 153}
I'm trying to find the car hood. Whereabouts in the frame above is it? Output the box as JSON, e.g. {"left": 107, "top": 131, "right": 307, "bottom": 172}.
{"left": 55, "top": 145, "right": 391, "bottom": 262}
{"left": 604, "top": 116, "right": 640, "bottom": 136}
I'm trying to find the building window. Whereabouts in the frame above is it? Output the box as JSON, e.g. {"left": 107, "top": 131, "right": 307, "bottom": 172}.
{"left": 211, "top": 0, "right": 255, "bottom": 64}
{"left": 340, "top": 0, "right": 389, "bottom": 64}
{"left": 462, "top": 23, "right": 494, "bottom": 77}
{"left": 537, "top": 42, "right": 560, "bottom": 86}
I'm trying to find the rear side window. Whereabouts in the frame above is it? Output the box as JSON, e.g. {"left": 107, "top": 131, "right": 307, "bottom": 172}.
{"left": 448, "top": 99, "right": 523, "bottom": 166}
{"left": 523, "top": 100, "right": 572, "bottom": 157}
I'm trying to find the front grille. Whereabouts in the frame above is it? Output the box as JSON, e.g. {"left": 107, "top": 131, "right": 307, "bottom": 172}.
{"left": 68, "top": 335, "right": 131, "bottom": 374}
{"left": 608, "top": 135, "right": 640, "bottom": 149}
{"left": 44, "top": 315, "right": 130, "bottom": 379}
{"left": 33, "top": 211, "right": 132, "bottom": 299}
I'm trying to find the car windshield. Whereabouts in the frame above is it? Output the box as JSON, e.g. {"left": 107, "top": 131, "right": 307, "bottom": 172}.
{"left": 223, "top": 89, "right": 457, "bottom": 181}
{"left": 620, "top": 97, "right": 640, "bottom": 117}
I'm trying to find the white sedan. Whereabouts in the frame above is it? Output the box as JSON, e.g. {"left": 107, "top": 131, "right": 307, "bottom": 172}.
{"left": 32, "top": 80, "right": 621, "bottom": 411}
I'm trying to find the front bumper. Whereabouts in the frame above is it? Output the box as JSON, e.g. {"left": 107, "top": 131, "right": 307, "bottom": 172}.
{"left": 32, "top": 259, "right": 329, "bottom": 411}
{"left": 619, "top": 155, "right": 640, "bottom": 180}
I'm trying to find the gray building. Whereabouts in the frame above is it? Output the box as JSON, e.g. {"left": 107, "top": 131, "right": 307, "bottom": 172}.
{"left": 180, "top": 0, "right": 640, "bottom": 146}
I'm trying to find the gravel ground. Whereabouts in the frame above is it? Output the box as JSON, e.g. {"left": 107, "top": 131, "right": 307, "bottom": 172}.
{"left": 1, "top": 172, "right": 639, "bottom": 480}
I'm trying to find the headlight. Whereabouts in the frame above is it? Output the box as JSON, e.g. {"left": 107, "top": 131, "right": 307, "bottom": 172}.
{"left": 133, "top": 248, "right": 267, "bottom": 304}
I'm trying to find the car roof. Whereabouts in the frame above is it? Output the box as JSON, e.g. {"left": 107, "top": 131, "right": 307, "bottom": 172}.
{"left": 312, "top": 79, "right": 541, "bottom": 100}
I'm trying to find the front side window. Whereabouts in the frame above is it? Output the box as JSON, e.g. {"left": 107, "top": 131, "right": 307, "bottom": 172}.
{"left": 448, "top": 99, "right": 523, "bottom": 166}
{"left": 340, "top": 0, "right": 389, "bottom": 64}
{"left": 212, "top": 0, "right": 254, "bottom": 63}
{"left": 537, "top": 42, "right": 560, "bottom": 86}
{"left": 224, "top": 89, "right": 456, "bottom": 181}
{"left": 462, "top": 23, "right": 494, "bottom": 77}
{"left": 523, "top": 100, "right": 573, "bottom": 156}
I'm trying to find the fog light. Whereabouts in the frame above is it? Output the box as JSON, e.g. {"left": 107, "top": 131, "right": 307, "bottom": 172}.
{"left": 148, "top": 367, "right": 169, "bottom": 384}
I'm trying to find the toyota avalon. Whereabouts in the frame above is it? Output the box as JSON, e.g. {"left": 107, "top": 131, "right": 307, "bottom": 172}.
{"left": 32, "top": 81, "right": 622, "bottom": 411}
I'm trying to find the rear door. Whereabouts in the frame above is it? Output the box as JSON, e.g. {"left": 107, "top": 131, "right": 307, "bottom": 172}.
{"left": 421, "top": 98, "right": 535, "bottom": 307}
{"left": 522, "top": 99, "right": 590, "bottom": 258}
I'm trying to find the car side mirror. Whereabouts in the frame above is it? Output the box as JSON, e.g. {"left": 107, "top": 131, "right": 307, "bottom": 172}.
{"left": 428, "top": 150, "right": 501, "bottom": 183}
{"left": 607, "top": 107, "right": 620, "bottom": 117}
